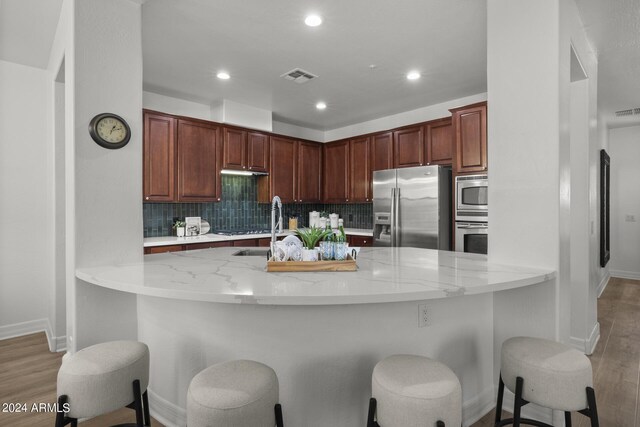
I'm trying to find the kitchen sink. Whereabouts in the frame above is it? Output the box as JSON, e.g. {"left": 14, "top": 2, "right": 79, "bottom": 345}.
{"left": 232, "top": 249, "right": 270, "bottom": 257}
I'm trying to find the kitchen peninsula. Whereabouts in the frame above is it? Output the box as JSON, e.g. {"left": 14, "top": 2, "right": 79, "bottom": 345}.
{"left": 76, "top": 246, "right": 554, "bottom": 426}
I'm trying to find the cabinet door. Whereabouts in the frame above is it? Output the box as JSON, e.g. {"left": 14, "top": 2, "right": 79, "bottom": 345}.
{"left": 393, "top": 126, "right": 424, "bottom": 168}
{"left": 247, "top": 131, "right": 269, "bottom": 172}
{"left": 143, "top": 112, "right": 176, "bottom": 202}
{"left": 371, "top": 132, "right": 394, "bottom": 172}
{"left": 349, "top": 137, "right": 371, "bottom": 202}
{"left": 452, "top": 102, "right": 487, "bottom": 173}
{"left": 323, "top": 140, "right": 349, "bottom": 203}
{"left": 222, "top": 127, "right": 246, "bottom": 170}
{"left": 425, "top": 119, "right": 453, "bottom": 165}
{"left": 348, "top": 235, "right": 372, "bottom": 247}
{"left": 269, "top": 136, "right": 297, "bottom": 203}
{"left": 177, "top": 119, "right": 221, "bottom": 202}
{"left": 297, "top": 142, "right": 322, "bottom": 203}
{"left": 144, "top": 244, "right": 183, "bottom": 254}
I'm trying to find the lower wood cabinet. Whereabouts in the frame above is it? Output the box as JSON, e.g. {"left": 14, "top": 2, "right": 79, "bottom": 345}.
{"left": 232, "top": 239, "right": 258, "bottom": 247}
{"left": 258, "top": 238, "right": 271, "bottom": 247}
{"left": 348, "top": 235, "right": 373, "bottom": 247}
{"left": 144, "top": 244, "right": 184, "bottom": 254}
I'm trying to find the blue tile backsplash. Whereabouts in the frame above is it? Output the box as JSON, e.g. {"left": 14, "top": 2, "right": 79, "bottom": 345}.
{"left": 143, "top": 175, "right": 373, "bottom": 237}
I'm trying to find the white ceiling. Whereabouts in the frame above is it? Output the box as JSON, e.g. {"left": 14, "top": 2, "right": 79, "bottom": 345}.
{"left": 141, "top": 0, "right": 487, "bottom": 130}
{"left": 574, "top": 0, "right": 640, "bottom": 127}
{"left": 0, "top": 0, "right": 63, "bottom": 69}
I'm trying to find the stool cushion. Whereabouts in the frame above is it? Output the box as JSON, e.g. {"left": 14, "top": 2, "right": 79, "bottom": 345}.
{"left": 187, "top": 360, "right": 279, "bottom": 427}
{"left": 501, "top": 336, "right": 593, "bottom": 411}
{"left": 372, "top": 354, "right": 462, "bottom": 427}
{"left": 57, "top": 340, "right": 149, "bottom": 419}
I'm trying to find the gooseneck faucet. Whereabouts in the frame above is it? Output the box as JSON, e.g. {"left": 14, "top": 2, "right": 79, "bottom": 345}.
{"left": 271, "top": 196, "right": 283, "bottom": 249}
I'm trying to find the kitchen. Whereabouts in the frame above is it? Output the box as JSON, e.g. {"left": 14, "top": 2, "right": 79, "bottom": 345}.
{"left": 3, "top": 2, "right": 636, "bottom": 426}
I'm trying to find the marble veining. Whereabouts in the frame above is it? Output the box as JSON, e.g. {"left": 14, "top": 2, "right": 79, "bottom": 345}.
{"left": 76, "top": 247, "right": 555, "bottom": 305}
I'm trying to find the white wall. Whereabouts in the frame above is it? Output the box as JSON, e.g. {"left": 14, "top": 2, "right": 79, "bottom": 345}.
{"left": 143, "top": 91, "right": 212, "bottom": 121}
{"left": 0, "top": 59, "right": 54, "bottom": 340}
{"left": 609, "top": 125, "right": 640, "bottom": 279}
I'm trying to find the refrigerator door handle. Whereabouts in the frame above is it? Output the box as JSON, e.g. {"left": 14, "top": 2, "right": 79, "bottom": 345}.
{"left": 394, "top": 187, "right": 400, "bottom": 247}
{"left": 390, "top": 188, "right": 396, "bottom": 247}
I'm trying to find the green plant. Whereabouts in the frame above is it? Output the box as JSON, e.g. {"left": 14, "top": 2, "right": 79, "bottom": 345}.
{"left": 172, "top": 220, "right": 186, "bottom": 229}
{"left": 294, "top": 227, "right": 331, "bottom": 250}
{"left": 319, "top": 211, "right": 329, "bottom": 218}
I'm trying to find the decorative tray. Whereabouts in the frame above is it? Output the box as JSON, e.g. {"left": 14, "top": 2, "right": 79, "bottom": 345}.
{"left": 266, "top": 254, "right": 357, "bottom": 272}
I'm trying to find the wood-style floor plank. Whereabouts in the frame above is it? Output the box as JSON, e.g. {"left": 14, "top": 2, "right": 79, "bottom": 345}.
{"left": 1, "top": 278, "right": 639, "bottom": 426}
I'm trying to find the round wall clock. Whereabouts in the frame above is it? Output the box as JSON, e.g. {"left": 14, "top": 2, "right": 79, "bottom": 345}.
{"left": 88, "top": 113, "right": 131, "bottom": 149}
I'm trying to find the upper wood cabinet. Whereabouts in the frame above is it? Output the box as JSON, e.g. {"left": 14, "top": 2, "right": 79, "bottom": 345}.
{"left": 261, "top": 136, "right": 297, "bottom": 203}
{"left": 371, "top": 132, "right": 394, "bottom": 172}
{"left": 177, "top": 119, "right": 222, "bottom": 202}
{"left": 450, "top": 102, "right": 487, "bottom": 174}
{"left": 246, "top": 131, "right": 269, "bottom": 172}
{"left": 323, "top": 140, "right": 350, "bottom": 203}
{"left": 425, "top": 118, "right": 453, "bottom": 166}
{"left": 349, "top": 137, "right": 371, "bottom": 202}
{"left": 297, "top": 142, "right": 322, "bottom": 203}
{"left": 222, "top": 127, "right": 269, "bottom": 172}
{"left": 143, "top": 111, "right": 176, "bottom": 202}
{"left": 393, "top": 126, "right": 424, "bottom": 168}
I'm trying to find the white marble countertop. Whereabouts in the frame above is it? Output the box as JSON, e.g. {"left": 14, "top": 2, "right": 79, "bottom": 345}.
{"left": 143, "top": 228, "right": 373, "bottom": 247}
{"left": 76, "top": 247, "right": 555, "bottom": 305}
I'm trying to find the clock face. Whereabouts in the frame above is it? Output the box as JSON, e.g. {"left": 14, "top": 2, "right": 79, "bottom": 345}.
{"left": 89, "top": 113, "right": 131, "bottom": 149}
{"left": 97, "top": 116, "right": 127, "bottom": 143}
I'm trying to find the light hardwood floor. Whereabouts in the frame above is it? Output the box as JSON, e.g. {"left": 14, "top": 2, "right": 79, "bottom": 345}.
{"left": 1, "top": 277, "right": 638, "bottom": 426}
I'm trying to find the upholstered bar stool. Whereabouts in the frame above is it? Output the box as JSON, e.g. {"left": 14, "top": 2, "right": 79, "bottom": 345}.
{"left": 367, "top": 354, "right": 462, "bottom": 427}
{"left": 187, "top": 359, "right": 284, "bottom": 427}
{"left": 495, "top": 336, "right": 599, "bottom": 427}
{"left": 55, "top": 340, "right": 150, "bottom": 427}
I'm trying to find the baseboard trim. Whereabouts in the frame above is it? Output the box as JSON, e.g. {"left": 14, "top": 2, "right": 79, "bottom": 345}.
{"left": 597, "top": 271, "right": 612, "bottom": 297}
{"left": 54, "top": 335, "right": 67, "bottom": 352}
{"left": 569, "top": 322, "right": 600, "bottom": 355}
{"left": 500, "top": 388, "right": 553, "bottom": 424}
{"left": 148, "top": 388, "right": 186, "bottom": 427}
{"left": 147, "top": 385, "right": 495, "bottom": 427}
{"left": 0, "top": 318, "right": 50, "bottom": 341}
{"left": 463, "top": 386, "right": 496, "bottom": 426}
{"left": 610, "top": 270, "right": 640, "bottom": 281}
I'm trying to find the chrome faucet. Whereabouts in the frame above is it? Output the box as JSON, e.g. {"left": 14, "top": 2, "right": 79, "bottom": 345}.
{"left": 271, "top": 196, "right": 283, "bottom": 250}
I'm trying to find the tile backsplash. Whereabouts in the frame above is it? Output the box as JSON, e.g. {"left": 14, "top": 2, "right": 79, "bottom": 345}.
{"left": 143, "top": 175, "right": 373, "bottom": 237}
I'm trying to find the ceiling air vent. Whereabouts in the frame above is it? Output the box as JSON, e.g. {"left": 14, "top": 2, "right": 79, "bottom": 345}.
{"left": 281, "top": 68, "right": 318, "bottom": 84}
{"left": 615, "top": 108, "right": 640, "bottom": 117}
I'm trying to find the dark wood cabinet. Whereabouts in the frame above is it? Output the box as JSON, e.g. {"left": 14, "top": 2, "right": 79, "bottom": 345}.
{"left": 349, "top": 137, "right": 371, "bottom": 202}
{"left": 348, "top": 235, "right": 373, "bottom": 247}
{"left": 258, "top": 238, "right": 271, "bottom": 247}
{"left": 177, "top": 119, "right": 222, "bottom": 202}
{"left": 232, "top": 239, "right": 258, "bottom": 247}
{"left": 186, "top": 241, "right": 233, "bottom": 250}
{"left": 247, "top": 131, "right": 269, "bottom": 172}
{"left": 143, "top": 111, "right": 176, "bottom": 202}
{"left": 222, "top": 127, "right": 246, "bottom": 170}
{"left": 144, "top": 244, "right": 183, "bottom": 254}
{"left": 371, "top": 132, "right": 394, "bottom": 172}
{"left": 260, "top": 136, "right": 297, "bottom": 203}
{"left": 393, "top": 126, "right": 424, "bottom": 168}
{"left": 450, "top": 102, "right": 487, "bottom": 174}
{"left": 425, "top": 118, "right": 453, "bottom": 165}
{"left": 323, "top": 140, "right": 350, "bottom": 203}
{"left": 297, "top": 142, "right": 322, "bottom": 203}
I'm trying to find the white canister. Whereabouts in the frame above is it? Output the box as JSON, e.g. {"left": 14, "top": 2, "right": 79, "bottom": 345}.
{"left": 329, "top": 213, "right": 339, "bottom": 229}
{"left": 309, "top": 211, "right": 320, "bottom": 228}
{"left": 319, "top": 217, "right": 327, "bottom": 229}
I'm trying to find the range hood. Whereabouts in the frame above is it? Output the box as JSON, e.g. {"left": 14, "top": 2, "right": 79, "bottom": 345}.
{"left": 220, "top": 169, "right": 269, "bottom": 176}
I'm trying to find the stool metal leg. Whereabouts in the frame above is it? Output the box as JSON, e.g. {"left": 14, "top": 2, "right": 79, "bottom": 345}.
{"left": 565, "top": 411, "right": 572, "bottom": 427}
{"left": 495, "top": 375, "right": 505, "bottom": 425}
{"left": 275, "top": 403, "right": 284, "bottom": 427}
{"left": 513, "top": 376, "right": 524, "bottom": 427}
{"left": 586, "top": 387, "right": 599, "bottom": 427}
{"left": 55, "top": 395, "right": 66, "bottom": 427}
{"left": 367, "top": 398, "right": 379, "bottom": 427}
{"left": 142, "top": 390, "right": 151, "bottom": 426}
{"left": 436, "top": 421, "right": 445, "bottom": 427}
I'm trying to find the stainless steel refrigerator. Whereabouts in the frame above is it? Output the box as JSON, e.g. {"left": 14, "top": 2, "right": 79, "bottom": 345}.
{"left": 372, "top": 165, "right": 451, "bottom": 250}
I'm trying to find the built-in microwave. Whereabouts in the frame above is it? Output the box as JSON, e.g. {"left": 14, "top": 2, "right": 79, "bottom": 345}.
{"left": 455, "top": 174, "right": 488, "bottom": 222}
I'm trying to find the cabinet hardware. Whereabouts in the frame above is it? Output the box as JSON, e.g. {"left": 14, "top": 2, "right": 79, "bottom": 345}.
{"left": 145, "top": 196, "right": 149, "bottom": 200}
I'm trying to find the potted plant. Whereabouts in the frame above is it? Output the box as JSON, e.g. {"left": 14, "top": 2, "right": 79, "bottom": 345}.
{"left": 294, "top": 227, "right": 331, "bottom": 261}
{"left": 172, "top": 220, "right": 186, "bottom": 237}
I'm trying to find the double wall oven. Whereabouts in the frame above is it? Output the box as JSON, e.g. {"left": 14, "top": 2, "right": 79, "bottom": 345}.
{"left": 455, "top": 174, "right": 488, "bottom": 254}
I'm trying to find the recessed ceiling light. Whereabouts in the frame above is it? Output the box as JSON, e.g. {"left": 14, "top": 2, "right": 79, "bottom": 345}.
{"left": 316, "top": 102, "right": 327, "bottom": 110}
{"left": 305, "top": 14, "right": 323, "bottom": 27}
{"left": 406, "top": 71, "right": 421, "bottom": 81}
{"left": 216, "top": 71, "right": 230, "bottom": 80}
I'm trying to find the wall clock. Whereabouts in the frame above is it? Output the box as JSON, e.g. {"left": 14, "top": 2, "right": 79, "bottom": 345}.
{"left": 89, "top": 113, "right": 131, "bottom": 149}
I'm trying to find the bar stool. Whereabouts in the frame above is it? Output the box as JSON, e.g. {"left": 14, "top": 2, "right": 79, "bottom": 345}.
{"left": 367, "top": 354, "right": 462, "bottom": 427}
{"left": 55, "top": 340, "right": 150, "bottom": 427}
{"left": 187, "top": 359, "right": 284, "bottom": 427}
{"left": 495, "top": 336, "right": 599, "bottom": 427}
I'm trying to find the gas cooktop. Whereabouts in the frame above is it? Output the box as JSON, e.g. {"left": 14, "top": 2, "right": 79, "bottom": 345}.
{"left": 212, "top": 229, "right": 272, "bottom": 236}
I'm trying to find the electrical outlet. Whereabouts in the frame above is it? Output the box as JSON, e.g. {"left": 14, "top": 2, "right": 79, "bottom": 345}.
{"left": 418, "top": 304, "right": 428, "bottom": 327}
{"left": 348, "top": 213, "right": 353, "bottom": 222}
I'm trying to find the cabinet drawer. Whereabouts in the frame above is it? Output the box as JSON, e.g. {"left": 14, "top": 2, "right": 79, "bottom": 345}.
{"left": 348, "top": 236, "right": 373, "bottom": 247}
{"left": 144, "top": 244, "right": 184, "bottom": 254}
